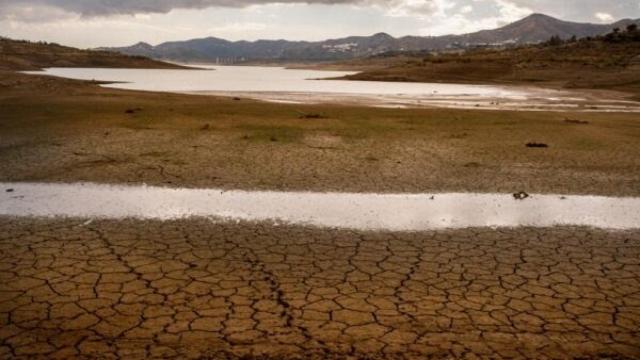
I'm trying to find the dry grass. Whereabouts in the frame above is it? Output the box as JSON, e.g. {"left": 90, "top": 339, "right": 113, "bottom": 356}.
{"left": 2, "top": 71, "right": 640, "bottom": 196}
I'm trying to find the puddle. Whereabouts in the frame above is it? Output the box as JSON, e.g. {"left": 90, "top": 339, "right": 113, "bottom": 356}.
{"left": 1, "top": 183, "right": 639, "bottom": 231}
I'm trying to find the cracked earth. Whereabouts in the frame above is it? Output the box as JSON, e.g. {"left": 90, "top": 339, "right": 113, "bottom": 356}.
{"left": 0, "top": 218, "right": 639, "bottom": 359}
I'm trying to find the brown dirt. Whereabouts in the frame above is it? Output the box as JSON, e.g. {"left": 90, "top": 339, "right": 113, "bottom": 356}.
{"left": 0, "top": 218, "right": 639, "bottom": 359}
{"left": 2, "top": 72, "right": 640, "bottom": 196}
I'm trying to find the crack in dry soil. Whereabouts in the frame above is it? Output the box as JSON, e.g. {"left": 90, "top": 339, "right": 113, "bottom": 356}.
{"left": 0, "top": 218, "right": 639, "bottom": 359}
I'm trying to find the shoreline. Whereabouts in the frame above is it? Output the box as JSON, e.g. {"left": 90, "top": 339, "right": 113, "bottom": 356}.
{"left": 23, "top": 66, "right": 640, "bottom": 113}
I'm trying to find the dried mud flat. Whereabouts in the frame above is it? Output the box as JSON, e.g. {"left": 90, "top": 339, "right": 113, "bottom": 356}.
{"left": 0, "top": 218, "right": 639, "bottom": 359}
{"left": 4, "top": 116, "right": 640, "bottom": 197}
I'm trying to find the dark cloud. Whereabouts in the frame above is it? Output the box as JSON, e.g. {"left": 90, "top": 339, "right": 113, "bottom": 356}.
{"left": 1, "top": 0, "right": 639, "bottom": 22}
{"left": 0, "top": 0, "right": 369, "bottom": 18}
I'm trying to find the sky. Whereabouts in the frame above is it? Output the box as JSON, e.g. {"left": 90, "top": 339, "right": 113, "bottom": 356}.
{"left": 1, "top": 0, "right": 639, "bottom": 48}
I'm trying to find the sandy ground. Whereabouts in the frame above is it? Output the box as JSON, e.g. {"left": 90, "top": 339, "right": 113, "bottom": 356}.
{"left": 0, "top": 218, "right": 638, "bottom": 359}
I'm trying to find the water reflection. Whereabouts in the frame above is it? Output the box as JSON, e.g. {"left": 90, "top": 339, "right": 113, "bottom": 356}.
{"left": 1, "top": 183, "right": 638, "bottom": 231}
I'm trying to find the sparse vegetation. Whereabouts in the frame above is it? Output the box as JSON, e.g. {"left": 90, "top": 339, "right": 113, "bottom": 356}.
{"left": 2, "top": 71, "right": 640, "bottom": 196}
{"left": 342, "top": 27, "right": 640, "bottom": 98}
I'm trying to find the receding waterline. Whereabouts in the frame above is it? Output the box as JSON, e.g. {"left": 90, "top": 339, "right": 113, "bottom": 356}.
{"left": 24, "top": 66, "right": 640, "bottom": 112}
{"left": 2, "top": 183, "right": 639, "bottom": 231}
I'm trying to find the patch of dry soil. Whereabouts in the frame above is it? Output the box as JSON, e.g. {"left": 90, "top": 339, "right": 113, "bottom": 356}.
{"left": 0, "top": 218, "right": 638, "bottom": 359}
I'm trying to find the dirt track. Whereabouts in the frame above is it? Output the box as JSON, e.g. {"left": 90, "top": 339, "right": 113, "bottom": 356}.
{"left": 1, "top": 218, "right": 639, "bottom": 359}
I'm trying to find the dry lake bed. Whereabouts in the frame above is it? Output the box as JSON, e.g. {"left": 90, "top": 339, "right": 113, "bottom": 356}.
{"left": 1, "top": 182, "right": 640, "bottom": 359}
{"left": 2, "top": 67, "right": 640, "bottom": 360}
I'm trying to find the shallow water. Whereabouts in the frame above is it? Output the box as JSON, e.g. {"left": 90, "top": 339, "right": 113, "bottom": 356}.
{"left": 28, "top": 66, "right": 531, "bottom": 97}
{"left": 1, "top": 183, "right": 638, "bottom": 231}
{"left": 27, "top": 66, "right": 640, "bottom": 111}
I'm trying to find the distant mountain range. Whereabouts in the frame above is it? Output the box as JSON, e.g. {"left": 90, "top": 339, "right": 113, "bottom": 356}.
{"left": 101, "top": 14, "right": 640, "bottom": 63}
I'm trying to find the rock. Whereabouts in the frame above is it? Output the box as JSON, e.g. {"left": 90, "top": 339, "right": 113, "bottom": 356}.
{"left": 125, "top": 107, "right": 142, "bottom": 114}
{"left": 513, "top": 191, "right": 530, "bottom": 200}
{"left": 526, "top": 142, "right": 548, "bottom": 148}
{"left": 564, "top": 118, "right": 589, "bottom": 125}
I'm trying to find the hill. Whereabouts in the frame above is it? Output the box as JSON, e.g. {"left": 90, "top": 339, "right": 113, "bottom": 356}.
{"left": 342, "top": 25, "right": 640, "bottom": 98}
{"left": 0, "top": 37, "right": 186, "bottom": 71}
{"left": 447, "top": 13, "right": 636, "bottom": 45}
{"left": 102, "top": 14, "right": 639, "bottom": 63}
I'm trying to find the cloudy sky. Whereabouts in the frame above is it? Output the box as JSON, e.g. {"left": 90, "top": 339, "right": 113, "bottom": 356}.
{"left": 1, "top": 0, "right": 639, "bottom": 48}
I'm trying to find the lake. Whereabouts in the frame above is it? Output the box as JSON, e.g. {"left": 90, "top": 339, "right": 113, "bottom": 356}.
{"left": 26, "top": 65, "right": 640, "bottom": 111}
{"left": 29, "top": 65, "right": 526, "bottom": 96}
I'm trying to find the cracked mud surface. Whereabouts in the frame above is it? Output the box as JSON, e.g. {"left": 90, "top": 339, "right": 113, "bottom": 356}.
{"left": 1, "top": 218, "right": 639, "bottom": 359}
